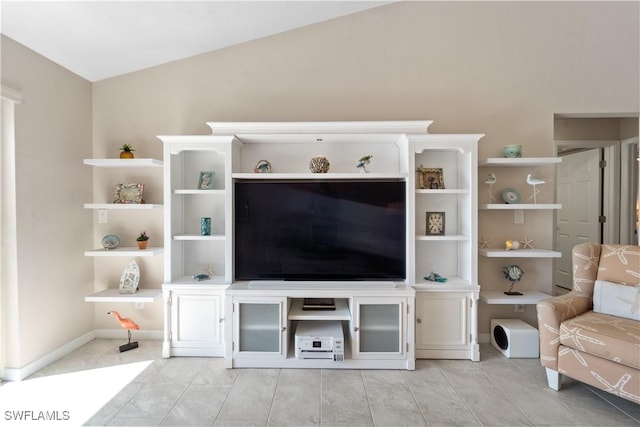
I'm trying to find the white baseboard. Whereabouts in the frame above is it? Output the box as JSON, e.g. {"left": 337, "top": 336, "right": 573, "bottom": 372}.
{"left": 2, "top": 329, "right": 162, "bottom": 382}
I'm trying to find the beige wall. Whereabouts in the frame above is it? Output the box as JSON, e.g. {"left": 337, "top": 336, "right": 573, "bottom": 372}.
{"left": 93, "top": 1, "right": 638, "bottom": 333}
{"left": 2, "top": 0, "right": 639, "bottom": 365}
{"left": 1, "top": 36, "right": 94, "bottom": 368}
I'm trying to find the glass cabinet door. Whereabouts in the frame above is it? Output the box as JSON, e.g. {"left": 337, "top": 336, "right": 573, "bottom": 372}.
{"left": 234, "top": 298, "right": 286, "bottom": 357}
{"left": 352, "top": 297, "right": 405, "bottom": 359}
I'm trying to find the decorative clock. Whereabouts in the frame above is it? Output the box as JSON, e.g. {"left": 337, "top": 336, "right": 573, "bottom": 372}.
{"left": 426, "top": 211, "right": 445, "bottom": 235}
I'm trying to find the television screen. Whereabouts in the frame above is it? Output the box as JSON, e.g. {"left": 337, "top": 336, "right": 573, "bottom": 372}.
{"left": 234, "top": 180, "right": 406, "bottom": 281}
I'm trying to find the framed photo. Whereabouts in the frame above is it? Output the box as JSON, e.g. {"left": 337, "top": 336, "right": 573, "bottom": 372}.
{"left": 113, "top": 183, "right": 144, "bottom": 204}
{"left": 198, "top": 171, "right": 215, "bottom": 190}
{"left": 119, "top": 260, "right": 140, "bottom": 294}
{"left": 426, "top": 211, "right": 445, "bottom": 235}
{"left": 416, "top": 166, "right": 445, "bottom": 189}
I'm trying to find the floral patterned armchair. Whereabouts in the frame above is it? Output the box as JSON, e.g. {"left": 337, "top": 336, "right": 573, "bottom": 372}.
{"left": 536, "top": 243, "right": 640, "bottom": 404}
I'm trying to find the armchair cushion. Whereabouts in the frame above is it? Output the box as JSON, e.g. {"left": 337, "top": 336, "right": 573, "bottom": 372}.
{"left": 593, "top": 280, "right": 640, "bottom": 321}
{"left": 598, "top": 245, "right": 640, "bottom": 285}
{"left": 560, "top": 310, "right": 640, "bottom": 369}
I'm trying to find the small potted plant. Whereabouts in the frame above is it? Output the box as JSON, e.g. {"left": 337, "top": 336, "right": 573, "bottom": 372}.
{"left": 136, "top": 231, "right": 149, "bottom": 250}
{"left": 120, "top": 144, "right": 135, "bottom": 159}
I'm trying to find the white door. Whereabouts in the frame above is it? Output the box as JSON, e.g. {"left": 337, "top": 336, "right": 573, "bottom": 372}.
{"left": 554, "top": 149, "right": 601, "bottom": 291}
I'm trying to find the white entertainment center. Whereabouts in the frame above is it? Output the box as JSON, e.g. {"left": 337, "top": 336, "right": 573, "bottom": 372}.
{"left": 158, "top": 121, "right": 483, "bottom": 369}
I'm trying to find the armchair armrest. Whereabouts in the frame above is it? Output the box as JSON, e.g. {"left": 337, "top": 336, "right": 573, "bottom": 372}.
{"left": 536, "top": 291, "right": 592, "bottom": 370}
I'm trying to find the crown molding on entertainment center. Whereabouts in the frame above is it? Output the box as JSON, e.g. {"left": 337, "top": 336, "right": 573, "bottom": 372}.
{"left": 158, "top": 121, "right": 484, "bottom": 367}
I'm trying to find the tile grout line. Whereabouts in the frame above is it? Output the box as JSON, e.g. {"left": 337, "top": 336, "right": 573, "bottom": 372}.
{"left": 401, "top": 369, "right": 430, "bottom": 426}
{"left": 265, "top": 369, "right": 282, "bottom": 427}
{"left": 439, "top": 366, "right": 484, "bottom": 427}
{"left": 210, "top": 364, "right": 240, "bottom": 427}
{"left": 361, "top": 370, "right": 376, "bottom": 426}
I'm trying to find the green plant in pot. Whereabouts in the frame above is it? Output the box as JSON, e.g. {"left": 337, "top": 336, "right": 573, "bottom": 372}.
{"left": 120, "top": 144, "right": 135, "bottom": 159}
{"left": 136, "top": 231, "right": 149, "bottom": 250}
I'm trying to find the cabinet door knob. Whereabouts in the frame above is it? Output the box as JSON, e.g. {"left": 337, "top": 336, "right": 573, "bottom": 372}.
{"left": 417, "top": 318, "right": 422, "bottom": 324}
{"left": 219, "top": 318, "right": 224, "bottom": 323}
{"left": 282, "top": 327, "right": 287, "bottom": 332}
{"left": 353, "top": 326, "right": 359, "bottom": 332}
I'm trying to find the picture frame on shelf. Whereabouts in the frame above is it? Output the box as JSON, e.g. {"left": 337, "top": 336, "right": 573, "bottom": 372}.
{"left": 119, "top": 260, "right": 140, "bottom": 294}
{"left": 198, "top": 171, "right": 215, "bottom": 189}
{"left": 426, "top": 211, "right": 445, "bottom": 235}
{"left": 113, "top": 183, "right": 144, "bottom": 204}
{"left": 416, "top": 166, "right": 445, "bottom": 189}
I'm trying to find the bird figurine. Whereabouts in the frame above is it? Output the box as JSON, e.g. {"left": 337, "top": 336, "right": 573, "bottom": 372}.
{"left": 193, "top": 263, "right": 214, "bottom": 281}
{"left": 356, "top": 155, "right": 373, "bottom": 173}
{"left": 502, "top": 265, "right": 524, "bottom": 295}
{"left": 107, "top": 311, "right": 139, "bottom": 352}
{"left": 526, "top": 174, "right": 545, "bottom": 204}
{"left": 484, "top": 173, "right": 497, "bottom": 202}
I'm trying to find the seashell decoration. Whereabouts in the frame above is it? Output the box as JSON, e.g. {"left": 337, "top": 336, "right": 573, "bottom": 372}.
{"left": 309, "top": 155, "right": 330, "bottom": 173}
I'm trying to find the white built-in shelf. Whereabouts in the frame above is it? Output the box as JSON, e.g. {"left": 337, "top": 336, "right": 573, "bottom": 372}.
{"left": 412, "top": 276, "right": 479, "bottom": 290}
{"left": 288, "top": 298, "right": 351, "bottom": 320}
{"left": 85, "top": 247, "right": 164, "bottom": 257}
{"left": 479, "top": 203, "right": 561, "bottom": 210}
{"left": 478, "top": 157, "right": 562, "bottom": 167}
{"left": 232, "top": 173, "right": 407, "bottom": 180}
{"left": 166, "top": 276, "right": 229, "bottom": 286}
{"left": 173, "top": 189, "right": 226, "bottom": 195}
{"left": 173, "top": 234, "right": 225, "bottom": 241}
{"left": 479, "top": 291, "right": 551, "bottom": 305}
{"left": 416, "top": 189, "right": 469, "bottom": 195}
{"left": 479, "top": 248, "right": 561, "bottom": 258}
{"left": 416, "top": 235, "right": 469, "bottom": 241}
{"left": 83, "top": 158, "right": 163, "bottom": 168}
{"left": 84, "top": 203, "right": 163, "bottom": 210}
{"left": 84, "top": 288, "right": 163, "bottom": 302}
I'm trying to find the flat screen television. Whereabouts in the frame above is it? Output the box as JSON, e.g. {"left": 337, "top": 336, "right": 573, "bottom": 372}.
{"left": 234, "top": 180, "right": 406, "bottom": 281}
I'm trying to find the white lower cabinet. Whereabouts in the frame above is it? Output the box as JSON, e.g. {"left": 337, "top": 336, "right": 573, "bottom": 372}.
{"left": 163, "top": 287, "right": 225, "bottom": 357}
{"left": 350, "top": 297, "right": 406, "bottom": 360}
{"left": 415, "top": 291, "right": 479, "bottom": 361}
{"left": 231, "top": 297, "right": 288, "bottom": 360}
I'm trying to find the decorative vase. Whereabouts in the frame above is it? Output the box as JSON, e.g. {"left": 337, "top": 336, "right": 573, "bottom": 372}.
{"left": 201, "top": 217, "right": 212, "bottom": 236}
{"left": 137, "top": 240, "right": 148, "bottom": 250}
{"left": 309, "top": 155, "right": 330, "bottom": 173}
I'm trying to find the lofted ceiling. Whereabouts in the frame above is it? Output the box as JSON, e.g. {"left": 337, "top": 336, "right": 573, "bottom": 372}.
{"left": 1, "top": 1, "right": 391, "bottom": 82}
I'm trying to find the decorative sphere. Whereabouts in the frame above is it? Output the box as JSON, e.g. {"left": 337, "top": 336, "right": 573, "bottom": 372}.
{"left": 309, "top": 155, "right": 330, "bottom": 173}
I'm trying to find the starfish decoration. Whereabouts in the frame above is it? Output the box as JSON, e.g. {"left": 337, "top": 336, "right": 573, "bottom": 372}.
{"left": 519, "top": 235, "right": 536, "bottom": 250}
{"left": 479, "top": 236, "right": 492, "bottom": 249}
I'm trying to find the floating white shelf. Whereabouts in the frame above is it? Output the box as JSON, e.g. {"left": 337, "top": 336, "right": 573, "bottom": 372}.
{"left": 85, "top": 247, "right": 164, "bottom": 257}
{"left": 479, "top": 291, "right": 551, "bottom": 305}
{"left": 479, "top": 248, "right": 561, "bottom": 258}
{"left": 83, "top": 158, "right": 163, "bottom": 168}
{"left": 479, "top": 203, "right": 561, "bottom": 210}
{"left": 231, "top": 172, "right": 407, "bottom": 180}
{"left": 478, "top": 157, "right": 562, "bottom": 167}
{"left": 416, "top": 235, "right": 469, "bottom": 241}
{"left": 288, "top": 298, "right": 351, "bottom": 320}
{"left": 416, "top": 189, "right": 469, "bottom": 194}
{"left": 173, "top": 234, "right": 225, "bottom": 241}
{"left": 84, "top": 203, "right": 163, "bottom": 210}
{"left": 84, "top": 288, "right": 163, "bottom": 302}
{"left": 173, "top": 189, "right": 226, "bottom": 195}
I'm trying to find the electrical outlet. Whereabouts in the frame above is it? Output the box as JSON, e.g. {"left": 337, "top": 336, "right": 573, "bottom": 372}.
{"left": 515, "top": 304, "right": 525, "bottom": 312}
{"left": 514, "top": 209, "right": 524, "bottom": 224}
{"left": 135, "top": 302, "right": 144, "bottom": 310}
{"left": 98, "top": 209, "right": 108, "bottom": 224}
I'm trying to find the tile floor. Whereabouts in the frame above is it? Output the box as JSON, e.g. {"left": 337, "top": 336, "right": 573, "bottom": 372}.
{"left": 2, "top": 339, "right": 639, "bottom": 426}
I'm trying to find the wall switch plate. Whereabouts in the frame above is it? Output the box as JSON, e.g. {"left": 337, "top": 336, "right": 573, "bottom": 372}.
{"left": 515, "top": 304, "right": 525, "bottom": 312}
{"left": 98, "top": 209, "right": 108, "bottom": 224}
{"left": 514, "top": 209, "right": 524, "bottom": 224}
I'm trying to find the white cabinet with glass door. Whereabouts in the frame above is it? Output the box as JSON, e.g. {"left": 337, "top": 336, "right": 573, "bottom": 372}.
{"left": 230, "top": 297, "right": 288, "bottom": 361}
{"left": 350, "top": 297, "right": 407, "bottom": 360}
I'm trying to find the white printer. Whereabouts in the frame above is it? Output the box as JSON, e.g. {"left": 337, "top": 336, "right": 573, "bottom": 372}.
{"left": 295, "top": 320, "right": 344, "bottom": 361}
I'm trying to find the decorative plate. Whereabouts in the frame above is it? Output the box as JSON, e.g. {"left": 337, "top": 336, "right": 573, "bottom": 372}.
{"left": 119, "top": 260, "right": 140, "bottom": 294}
{"left": 501, "top": 188, "right": 521, "bottom": 204}
{"left": 101, "top": 234, "right": 120, "bottom": 250}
